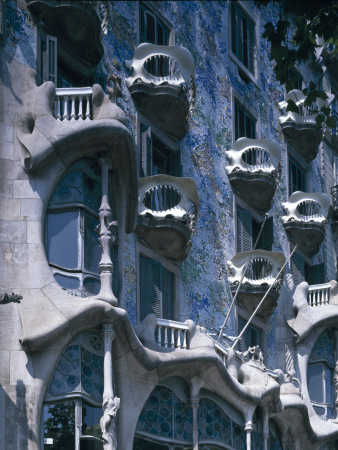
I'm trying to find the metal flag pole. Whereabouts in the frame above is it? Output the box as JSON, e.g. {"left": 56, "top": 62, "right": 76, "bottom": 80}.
{"left": 217, "top": 214, "right": 268, "bottom": 341}
{"left": 231, "top": 245, "right": 298, "bottom": 350}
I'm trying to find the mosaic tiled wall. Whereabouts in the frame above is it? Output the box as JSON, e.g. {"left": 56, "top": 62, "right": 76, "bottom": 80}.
{"left": 5, "top": 0, "right": 330, "bottom": 370}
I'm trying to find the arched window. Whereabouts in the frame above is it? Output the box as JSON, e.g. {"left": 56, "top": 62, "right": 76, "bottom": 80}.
{"left": 42, "top": 331, "right": 104, "bottom": 449}
{"left": 307, "top": 330, "right": 336, "bottom": 420}
{"left": 134, "top": 385, "right": 246, "bottom": 449}
{"left": 45, "top": 158, "right": 116, "bottom": 297}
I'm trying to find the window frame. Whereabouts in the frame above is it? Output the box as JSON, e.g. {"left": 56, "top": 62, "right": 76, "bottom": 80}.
{"left": 0, "top": 0, "right": 6, "bottom": 46}
{"left": 137, "top": 115, "right": 182, "bottom": 178}
{"left": 236, "top": 308, "right": 266, "bottom": 355}
{"left": 138, "top": 1, "right": 175, "bottom": 46}
{"left": 288, "top": 155, "right": 307, "bottom": 194}
{"left": 232, "top": 91, "right": 259, "bottom": 143}
{"left": 229, "top": 1, "right": 259, "bottom": 85}
{"left": 136, "top": 242, "right": 179, "bottom": 323}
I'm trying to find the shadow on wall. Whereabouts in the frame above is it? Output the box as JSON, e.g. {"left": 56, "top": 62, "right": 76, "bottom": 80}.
{"left": 0, "top": 380, "right": 37, "bottom": 448}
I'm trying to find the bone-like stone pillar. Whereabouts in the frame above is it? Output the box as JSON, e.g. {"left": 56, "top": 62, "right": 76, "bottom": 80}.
{"left": 190, "top": 398, "right": 199, "bottom": 450}
{"left": 100, "top": 324, "right": 120, "bottom": 450}
{"left": 95, "top": 154, "right": 118, "bottom": 305}
{"left": 245, "top": 420, "right": 252, "bottom": 450}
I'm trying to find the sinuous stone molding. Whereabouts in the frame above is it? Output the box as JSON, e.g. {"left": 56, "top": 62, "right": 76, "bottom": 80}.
{"left": 279, "top": 89, "right": 335, "bottom": 161}
{"left": 282, "top": 191, "right": 331, "bottom": 255}
{"left": 136, "top": 175, "right": 199, "bottom": 261}
{"left": 225, "top": 138, "right": 281, "bottom": 213}
{"left": 125, "top": 43, "right": 195, "bottom": 140}
{"left": 26, "top": 0, "right": 104, "bottom": 69}
{"left": 227, "top": 250, "right": 286, "bottom": 318}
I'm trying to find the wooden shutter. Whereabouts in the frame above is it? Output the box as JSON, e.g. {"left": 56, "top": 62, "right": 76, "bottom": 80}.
{"left": 41, "top": 35, "right": 57, "bottom": 84}
{"left": 306, "top": 263, "right": 325, "bottom": 285}
{"left": 140, "top": 256, "right": 161, "bottom": 321}
{"left": 291, "top": 253, "right": 305, "bottom": 286}
{"left": 161, "top": 267, "right": 173, "bottom": 320}
{"left": 169, "top": 150, "right": 182, "bottom": 177}
{"left": 256, "top": 217, "right": 273, "bottom": 251}
{"left": 140, "top": 124, "right": 152, "bottom": 177}
{"left": 237, "top": 207, "right": 252, "bottom": 252}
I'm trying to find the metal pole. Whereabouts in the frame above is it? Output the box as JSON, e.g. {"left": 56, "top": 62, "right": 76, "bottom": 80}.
{"left": 231, "top": 245, "right": 298, "bottom": 350}
{"left": 218, "top": 215, "right": 268, "bottom": 341}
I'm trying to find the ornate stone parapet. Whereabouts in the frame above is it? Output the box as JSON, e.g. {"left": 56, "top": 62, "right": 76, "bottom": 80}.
{"left": 227, "top": 250, "right": 286, "bottom": 318}
{"left": 279, "top": 89, "right": 335, "bottom": 161}
{"left": 125, "top": 43, "right": 195, "bottom": 140}
{"left": 282, "top": 191, "right": 330, "bottom": 255}
{"left": 225, "top": 138, "right": 281, "bottom": 213}
{"left": 136, "top": 175, "right": 199, "bottom": 261}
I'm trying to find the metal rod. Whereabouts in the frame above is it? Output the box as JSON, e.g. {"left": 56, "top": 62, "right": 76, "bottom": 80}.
{"left": 231, "top": 245, "right": 298, "bottom": 350}
{"left": 217, "top": 214, "right": 268, "bottom": 341}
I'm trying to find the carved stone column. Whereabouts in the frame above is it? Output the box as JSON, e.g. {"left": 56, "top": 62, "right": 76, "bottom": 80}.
{"left": 190, "top": 398, "right": 199, "bottom": 450}
{"left": 100, "top": 324, "right": 120, "bottom": 450}
{"left": 245, "top": 420, "right": 252, "bottom": 450}
{"left": 95, "top": 154, "right": 118, "bottom": 305}
{"left": 262, "top": 407, "right": 269, "bottom": 450}
{"left": 334, "top": 329, "right": 338, "bottom": 420}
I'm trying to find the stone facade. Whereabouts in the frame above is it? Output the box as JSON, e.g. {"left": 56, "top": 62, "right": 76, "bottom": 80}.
{"left": 0, "top": 1, "right": 338, "bottom": 449}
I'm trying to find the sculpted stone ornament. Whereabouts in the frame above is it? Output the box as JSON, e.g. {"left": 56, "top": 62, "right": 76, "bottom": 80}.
{"left": 0, "top": 292, "right": 22, "bottom": 304}
{"left": 332, "top": 361, "right": 338, "bottom": 423}
{"left": 100, "top": 395, "right": 120, "bottom": 449}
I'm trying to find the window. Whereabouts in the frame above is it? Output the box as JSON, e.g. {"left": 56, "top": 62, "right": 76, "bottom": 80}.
{"left": 43, "top": 332, "right": 104, "bottom": 449}
{"left": 238, "top": 317, "right": 262, "bottom": 349}
{"left": 236, "top": 207, "right": 273, "bottom": 253}
{"left": 140, "top": 3, "right": 169, "bottom": 45}
{"left": 234, "top": 101, "right": 256, "bottom": 141}
{"left": 140, "top": 124, "right": 181, "bottom": 178}
{"left": 288, "top": 157, "right": 306, "bottom": 193}
{"left": 291, "top": 254, "right": 325, "bottom": 285}
{"left": 139, "top": 256, "right": 174, "bottom": 321}
{"left": 38, "top": 31, "right": 106, "bottom": 88}
{"left": 288, "top": 68, "right": 303, "bottom": 90}
{"left": 45, "top": 158, "right": 116, "bottom": 297}
{"left": 307, "top": 330, "right": 336, "bottom": 420}
{"left": 231, "top": 2, "right": 255, "bottom": 74}
{"left": 0, "top": 0, "right": 6, "bottom": 45}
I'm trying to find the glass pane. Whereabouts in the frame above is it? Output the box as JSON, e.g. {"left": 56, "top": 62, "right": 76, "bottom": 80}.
{"left": 133, "top": 437, "right": 169, "bottom": 450}
{"left": 84, "top": 213, "right": 101, "bottom": 274}
{"left": 47, "top": 211, "right": 79, "bottom": 269}
{"left": 80, "top": 439, "right": 103, "bottom": 450}
{"left": 43, "top": 401, "right": 75, "bottom": 450}
{"left": 83, "top": 277, "right": 100, "bottom": 296}
{"left": 54, "top": 273, "right": 80, "bottom": 291}
{"left": 82, "top": 402, "right": 102, "bottom": 440}
{"left": 325, "top": 368, "right": 334, "bottom": 405}
{"left": 308, "top": 364, "right": 324, "bottom": 403}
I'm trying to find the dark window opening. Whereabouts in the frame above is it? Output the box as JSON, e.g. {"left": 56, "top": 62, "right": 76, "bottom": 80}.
{"left": 238, "top": 317, "right": 262, "bottom": 350}
{"left": 289, "top": 157, "right": 306, "bottom": 193}
{"left": 231, "top": 3, "right": 255, "bottom": 74}
{"left": 237, "top": 207, "right": 273, "bottom": 253}
{"left": 234, "top": 101, "right": 256, "bottom": 141}
{"left": 140, "top": 3, "right": 169, "bottom": 45}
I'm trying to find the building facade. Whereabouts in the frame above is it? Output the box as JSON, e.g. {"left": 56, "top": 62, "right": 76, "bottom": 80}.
{"left": 0, "top": 1, "right": 338, "bottom": 449}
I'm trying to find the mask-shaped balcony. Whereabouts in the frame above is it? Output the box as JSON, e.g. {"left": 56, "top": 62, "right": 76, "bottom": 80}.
{"left": 125, "top": 43, "right": 195, "bottom": 141}
{"left": 279, "top": 90, "right": 335, "bottom": 162}
{"left": 225, "top": 138, "right": 281, "bottom": 213}
{"left": 227, "top": 251, "right": 286, "bottom": 319}
{"left": 136, "top": 175, "right": 199, "bottom": 262}
{"left": 282, "top": 192, "right": 330, "bottom": 256}
{"left": 26, "top": 0, "right": 104, "bottom": 69}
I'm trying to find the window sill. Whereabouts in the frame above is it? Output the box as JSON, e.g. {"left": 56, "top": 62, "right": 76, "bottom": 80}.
{"left": 230, "top": 51, "right": 260, "bottom": 89}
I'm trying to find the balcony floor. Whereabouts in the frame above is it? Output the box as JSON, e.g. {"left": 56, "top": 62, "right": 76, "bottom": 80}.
{"left": 280, "top": 121, "right": 321, "bottom": 162}
{"left": 283, "top": 222, "right": 326, "bottom": 256}
{"left": 230, "top": 284, "right": 280, "bottom": 319}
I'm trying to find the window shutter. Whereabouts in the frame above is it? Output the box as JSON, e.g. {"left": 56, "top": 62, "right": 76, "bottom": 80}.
{"left": 140, "top": 257, "right": 161, "bottom": 321}
{"left": 169, "top": 150, "right": 182, "bottom": 177}
{"left": 291, "top": 253, "right": 305, "bottom": 286}
{"left": 161, "top": 267, "right": 173, "bottom": 320}
{"left": 42, "top": 35, "right": 57, "bottom": 84}
{"left": 237, "top": 207, "right": 252, "bottom": 252}
{"left": 140, "top": 125, "right": 151, "bottom": 177}
{"left": 256, "top": 217, "right": 273, "bottom": 251}
{"left": 306, "top": 263, "right": 325, "bottom": 285}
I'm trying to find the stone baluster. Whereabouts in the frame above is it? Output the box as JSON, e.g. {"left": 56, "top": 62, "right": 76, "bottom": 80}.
{"left": 100, "top": 324, "right": 120, "bottom": 450}
{"left": 163, "top": 326, "right": 168, "bottom": 347}
{"left": 85, "top": 94, "right": 91, "bottom": 119}
{"left": 157, "top": 324, "right": 162, "bottom": 346}
{"left": 55, "top": 96, "right": 61, "bottom": 120}
{"left": 63, "top": 96, "right": 69, "bottom": 120}
{"left": 70, "top": 95, "right": 76, "bottom": 120}
{"left": 94, "top": 154, "right": 118, "bottom": 306}
{"left": 170, "top": 327, "right": 175, "bottom": 348}
{"left": 78, "top": 95, "right": 84, "bottom": 120}
{"left": 182, "top": 329, "right": 187, "bottom": 349}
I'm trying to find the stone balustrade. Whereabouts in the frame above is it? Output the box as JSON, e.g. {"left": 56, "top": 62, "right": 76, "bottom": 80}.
{"left": 279, "top": 89, "right": 335, "bottom": 120}
{"left": 156, "top": 318, "right": 189, "bottom": 349}
{"left": 126, "top": 43, "right": 195, "bottom": 88}
{"left": 54, "top": 87, "right": 93, "bottom": 121}
{"left": 225, "top": 138, "right": 281, "bottom": 213}
{"left": 307, "top": 283, "right": 332, "bottom": 307}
